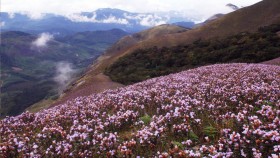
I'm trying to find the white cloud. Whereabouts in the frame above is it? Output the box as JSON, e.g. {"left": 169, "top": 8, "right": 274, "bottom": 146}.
{"left": 67, "top": 12, "right": 129, "bottom": 24}
{"left": 8, "top": 12, "right": 15, "bottom": 19}
{"left": 54, "top": 62, "right": 76, "bottom": 94}
{"left": 123, "top": 13, "right": 169, "bottom": 27}
{"left": 0, "top": 21, "right": 5, "bottom": 27}
{"left": 67, "top": 12, "right": 170, "bottom": 26}
{"left": 24, "top": 12, "right": 46, "bottom": 20}
{"left": 139, "top": 14, "right": 167, "bottom": 27}
{"left": 32, "top": 33, "right": 53, "bottom": 48}
{"left": 102, "top": 15, "right": 129, "bottom": 24}
{"left": 66, "top": 13, "right": 97, "bottom": 22}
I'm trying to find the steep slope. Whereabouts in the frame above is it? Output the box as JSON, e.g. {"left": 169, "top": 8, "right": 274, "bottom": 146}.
{"left": 49, "top": 25, "right": 188, "bottom": 106}
{"left": 124, "top": 0, "right": 280, "bottom": 52}
{"left": 1, "top": 64, "right": 279, "bottom": 157}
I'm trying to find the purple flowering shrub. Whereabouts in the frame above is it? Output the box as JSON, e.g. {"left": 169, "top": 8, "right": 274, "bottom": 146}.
{"left": 0, "top": 63, "right": 279, "bottom": 157}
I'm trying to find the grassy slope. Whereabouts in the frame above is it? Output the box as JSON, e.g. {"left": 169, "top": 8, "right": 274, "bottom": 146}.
{"left": 138, "top": 0, "right": 280, "bottom": 49}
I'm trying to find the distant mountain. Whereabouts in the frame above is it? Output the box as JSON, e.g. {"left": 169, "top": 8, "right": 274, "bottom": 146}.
{"left": 0, "top": 9, "right": 194, "bottom": 35}
{"left": 0, "top": 29, "right": 128, "bottom": 117}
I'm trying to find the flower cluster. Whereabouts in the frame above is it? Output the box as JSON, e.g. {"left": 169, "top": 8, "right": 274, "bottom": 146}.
{"left": 0, "top": 63, "right": 279, "bottom": 157}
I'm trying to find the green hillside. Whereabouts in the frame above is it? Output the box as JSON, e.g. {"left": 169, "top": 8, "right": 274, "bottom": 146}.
{"left": 106, "top": 24, "right": 280, "bottom": 84}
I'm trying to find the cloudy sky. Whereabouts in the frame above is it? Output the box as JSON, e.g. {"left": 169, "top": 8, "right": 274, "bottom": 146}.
{"left": 2, "top": 0, "right": 262, "bottom": 20}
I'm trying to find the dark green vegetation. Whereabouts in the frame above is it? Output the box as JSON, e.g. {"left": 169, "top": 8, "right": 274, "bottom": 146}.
{"left": 0, "top": 30, "right": 128, "bottom": 117}
{"left": 106, "top": 24, "right": 280, "bottom": 84}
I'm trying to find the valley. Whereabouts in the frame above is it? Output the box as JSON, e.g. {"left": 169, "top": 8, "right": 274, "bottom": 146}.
{"left": 0, "top": 29, "right": 128, "bottom": 117}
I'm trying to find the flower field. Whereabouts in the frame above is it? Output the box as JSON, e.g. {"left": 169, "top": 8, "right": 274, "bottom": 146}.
{"left": 1, "top": 63, "right": 279, "bottom": 157}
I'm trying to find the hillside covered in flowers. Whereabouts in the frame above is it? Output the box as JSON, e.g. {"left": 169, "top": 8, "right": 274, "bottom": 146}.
{"left": 1, "top": 63, "right": 280, "bottom": 157}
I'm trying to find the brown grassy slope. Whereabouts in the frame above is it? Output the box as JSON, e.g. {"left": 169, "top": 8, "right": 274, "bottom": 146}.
{"left": 105, "top": 24, "right": 188, "bottom": 59}
{"left": 127, "top": 0, "right": 280, "bottom": 50}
